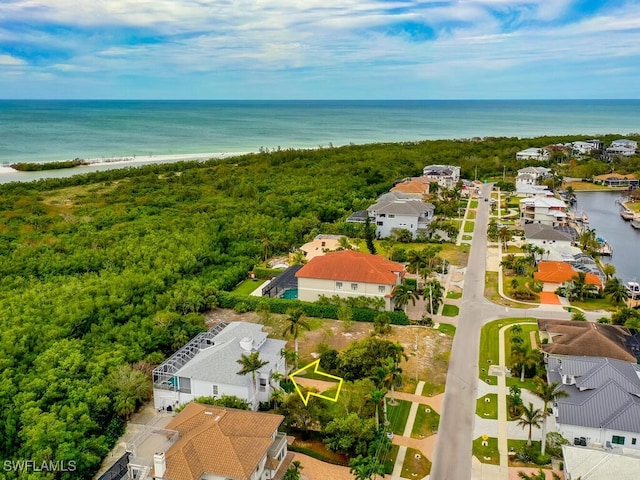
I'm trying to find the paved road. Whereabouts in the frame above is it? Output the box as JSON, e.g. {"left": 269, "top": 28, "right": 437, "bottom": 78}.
{"left": 430, "top": 185, "right": 604, "bottom": 480}
{"left": 430, "top": 184, "right": 493, "bottom": 480}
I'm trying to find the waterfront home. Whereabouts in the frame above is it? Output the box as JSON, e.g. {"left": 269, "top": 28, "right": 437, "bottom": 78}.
{"left": 295, "top": 250, "right": 404, "bottom": 311}
{"left": 533, "top": 261, "right": 602, "bottom": 291}
{"left": 546, "top": 355, "right": 640, "bottom": 452}
{"left": 538, "top": 319, "right": 640, "bottom": 363}
{"left": 519, "top": 197, "right": 568, "bottom": 227}
{"left": 148, "top": 403, "right": 292, "bottom": 480}
{"left": 152, "top": 322, "right": 286, "bottom": 411}
{"left": 523, "top": 223, "right": 574, "bottom": 246}
{"left": 515, "top": 166, "right": 551, "bottom": 194}
{"left": 422, "top": 164, "right": 461, "bottom": 188}
{"left": 515, "top": 147, "right": 549, "bottom": 161}
{"left": 592, "top": 173, "right": 639, "bottom": 188}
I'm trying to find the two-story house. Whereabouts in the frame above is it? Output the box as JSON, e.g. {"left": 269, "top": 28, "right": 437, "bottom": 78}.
{"left": 519, "top": 196, "right": 568, "bottom": 226}
{"left": 152, "top": 322, "right": 286, "bottom": 411}
{"left": 546, "top": 356, "right": 640, "bottom": 452}
{"left": 422, "top": 164, "right": 461, "bottom": 188}
{"left": 516, "top": 147, "right": 550, "bottom": 161}
{"left": 515, "top": 166, "right": 551, "bottom": 194}
{"left": 295, "top": 250, "right": 405, "bottom": 311}
{"left": 151, "top": 403, "right": 292, "bottom": 480}
{"left": 366, "top": 191, "right": 435, "bottom": 239}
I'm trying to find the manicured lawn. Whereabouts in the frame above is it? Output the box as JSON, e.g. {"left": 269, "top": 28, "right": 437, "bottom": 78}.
{"left": 485, "top": 271, "right": 529, "bottom": 308}
{"left": 479, "top": 318, "right": 537, "bottom": 386}
{"left": 464, "top": 221, "right": 475, "bottom": 233}
{"left": 232, "top": 278, "right": 266, "bottom": 295}
{"left": 384, "top": 444, "right": 399, "bottom": 474}
{"left": 446, "top": 291, "right": 462, "bottom": 299}
{"left": 441, "top": 304, "right": 459, "bottom": 317}
{"left": 570, "top": 297, "right": 617, "bottom": 312}
{"left": 437, "top": 323, "right": 456, "bottom": 336}
{"left": 411, "top": 405, "right": 440, "bottom": 438}
{"left": 462, "top": 234, "right": 472, "bottom": 240}
{"left": 476, "top": 394, "right": 498, "bottom": 420}
{"left": 473, "top": 436, "right": 500, "bottom": 465}
{"left": 401, "top": 448, "right": 431, "bottom": 478}
{"left": 386, "top": 399, "right": 411, "bottom": 435}
{"left": 470, "top": 200, "right": 478, "bottom": 208}
{"left": 503, "top": 245, "right": 524, "bottom": 253}
{"left": 467, "top": 210, "right": 477, "bottom": 220}
{"left": 507, "top": 439, "right": 544, "bottom": 467}
{"left": 562, "top": 180, "right": 610, "bottom": 191}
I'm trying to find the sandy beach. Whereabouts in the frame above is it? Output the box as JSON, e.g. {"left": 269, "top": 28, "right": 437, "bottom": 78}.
{"left": 0, "top": 151, "right": 252, "bottom": 184}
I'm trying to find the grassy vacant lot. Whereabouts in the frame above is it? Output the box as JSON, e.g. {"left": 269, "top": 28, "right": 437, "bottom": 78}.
{"left": 563, "top": 180, "right": 611, "bottom": 191}
{"left": 441, "top": 304, "right": 460, "bottom": 316}
{"left": 570, "top": 297, "right": 618, "bottom": 312}
{"left": 473, "top": 436, "right": 500, "bottom": 465}
{"left": 411, "top": 405, "right": 440, "bottom": 438}
{"left": 384, "top": 444, "right": 399, "bottom": 474}
{"left": 437, "top": 323, "right": 456, "bottom": 336}
{"left": 476, "top": 394, "right": 498, "bottom": 420}
{"left": 402, "top": 448, "right": 431, "bottom": 478}
{"left": 464, "top": 221, "right": 475, "bottom": 233}
{"left": 386, "top": 399, "right": 412, "bottom": 435}
{"left": 231, "top": 278, "right": 267, "bottom": 295}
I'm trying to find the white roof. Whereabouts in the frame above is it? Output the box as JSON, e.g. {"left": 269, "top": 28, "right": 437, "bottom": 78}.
{"left": 176, "top": 322, "right": 286, "bottom": 386}
{"left": 520, "top": 197, "right": 567, "bottom": 208}
{"left": 562, "top": 445, "right": 640, "bottom": 480}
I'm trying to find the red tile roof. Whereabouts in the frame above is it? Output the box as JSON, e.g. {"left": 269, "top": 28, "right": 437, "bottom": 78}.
{"left": 533, "top": 261, "right": 602, "bottom": 287}
{"left": 160, "top": 403, "right": 284, "bottom": 480}
{"left": 295, "top": 250, "right": 404, "bottom": 285}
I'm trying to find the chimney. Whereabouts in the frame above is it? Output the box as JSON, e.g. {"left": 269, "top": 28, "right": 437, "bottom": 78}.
{"left": 154, "top": 452, "right": 166, "bottom": 479}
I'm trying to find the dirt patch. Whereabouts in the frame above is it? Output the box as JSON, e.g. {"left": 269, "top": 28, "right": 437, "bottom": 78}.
{"left": 206, "top": 309, "right": 453, "bottom": 393}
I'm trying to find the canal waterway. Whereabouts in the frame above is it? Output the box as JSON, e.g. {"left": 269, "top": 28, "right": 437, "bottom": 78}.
{"left": 574, "top": 190, "right": 640, "bottom": 283}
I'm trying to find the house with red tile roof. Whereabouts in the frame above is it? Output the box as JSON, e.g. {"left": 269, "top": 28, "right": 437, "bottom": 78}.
{"left": 295, "top": 250, "right": 405, "bottom": 310}
{"left": 149, "top": 403, "right": 293, "bottom": 480}
{"left": 533, "top": 261, "right": 602, "bottom": 291}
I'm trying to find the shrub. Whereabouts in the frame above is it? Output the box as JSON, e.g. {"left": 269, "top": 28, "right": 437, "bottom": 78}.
{"left": 535, "top": 454, "right": 552, "bottom": 466}
{"left": 234, "top": 301, "right": 251, "bottom": 313}
{"left": 390, "top": 247, "right": 407, "bottom": 262}
{"left": 253, "top": 266, "right": 286, "bottom": 279}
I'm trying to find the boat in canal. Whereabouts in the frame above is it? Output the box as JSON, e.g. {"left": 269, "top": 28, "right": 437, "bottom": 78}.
{"left": 621, "top": 208, "right": 635, "bottom": 220}
{"left": 631, "top": 218, "right": 640, "bottom": 229}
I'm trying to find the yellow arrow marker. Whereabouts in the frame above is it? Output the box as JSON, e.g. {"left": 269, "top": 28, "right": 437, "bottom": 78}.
{"left": 289, "top": 360, "right": 344, "bottom": 406}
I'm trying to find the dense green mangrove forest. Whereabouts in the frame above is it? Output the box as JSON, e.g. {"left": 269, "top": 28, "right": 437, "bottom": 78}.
{"left": 0, "top": 135, "right": 638, "bottom": 478}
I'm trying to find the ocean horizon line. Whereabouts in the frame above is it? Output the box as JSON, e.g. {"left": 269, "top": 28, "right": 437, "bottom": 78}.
{"left": 2, "top": 98, "right": 639, "bottom": 102}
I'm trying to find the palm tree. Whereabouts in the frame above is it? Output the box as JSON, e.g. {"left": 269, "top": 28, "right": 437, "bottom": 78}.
{"left": 391, "top": 282, "right": 419, "bottom": 311}
{"left": 423, "top": 278, "right": 444, "bottom": 314}
{"left": 406, "top": 249, "right": 428, "bottom": 274}
{"left": 337, "top": 236, "right": 353, "bottom": 250}
{"left": 376, "top": 357, "right": 403, "bottom": 405}
{"left": 282, "top": 308, "right": 311, "bottom": 367}
{"left": 605, "top": 277, "right": 630, "bottom": 305}
{"left": 510, "top": 345, "right": 540, "bottom": 382}
{"left": 283, "top": 460, "right": 304, "bottom": 480}
{"left": 367, "top": 387, "right": 387, "bottom": 428}
{"left": 498, "top": 227, "right": 512, "bottom": 249}
{"left": 517, "top": 402, "right": 544, "bottom": 447}
{"left": 280, "top": 347, "right": 298, "bottom": 373}
{"left": 602, "top": 263, "right": 616, "bottom": 280}
{"left": 518, "top": 469, "right": 562, "bottom": 480}
{"left": 531, "top": 378, "right": 569, "bottom": 455}
{"left": 237, "top": 351, "right": 269, "bottom": 405}
{"left": 567, "top": 271, "right": 600, "bottom": 301}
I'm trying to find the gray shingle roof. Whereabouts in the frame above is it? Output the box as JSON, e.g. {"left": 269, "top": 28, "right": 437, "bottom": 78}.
{"left": 547, "top": 356, "right": 640, "bottom": 433}
{"left": 176, "top": 322, "right": 286, "bottom": 386}
{"left": 369, "top": 199, "right": 434, "bottom": 216}
{"left": 523, "top": 223, "right": 574, "bottom": 242}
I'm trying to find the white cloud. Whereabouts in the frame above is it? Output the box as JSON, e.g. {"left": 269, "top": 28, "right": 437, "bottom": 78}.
{"left": 0, "top": 54, "right": 25, "bottom": 65}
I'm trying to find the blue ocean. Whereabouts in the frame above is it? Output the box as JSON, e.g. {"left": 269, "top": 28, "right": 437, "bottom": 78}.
{"left": 1, "top": 99, "right": 639, "bottom": 164}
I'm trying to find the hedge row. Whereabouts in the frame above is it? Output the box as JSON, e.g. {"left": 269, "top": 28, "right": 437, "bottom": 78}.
{"left": 217, "top": 291, "right": 409, "bottom": 325}
{"left": 252, "top": 266, "right": 286, "bottom": 279}
{"left": 288, "top": 444, "right": 349, "bottom": 466}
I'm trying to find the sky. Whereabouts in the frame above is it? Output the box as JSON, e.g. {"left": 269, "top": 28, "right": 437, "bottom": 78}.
{"left": 1, "top": 0, "right": 640, "bottom": 99}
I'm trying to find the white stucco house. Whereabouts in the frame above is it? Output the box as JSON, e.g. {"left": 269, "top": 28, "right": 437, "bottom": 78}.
{"left": 572, "top": 140, "right": 603, "bottom": 155}
{"left": 295, "top": 250, "right": 405, "bottom": 311}
{"left": 519, "top": 196, "right": 568, "bottom": 226}
{"left": 515, "top": 166, "right": 551, "bottom": 194}
{"left": 422, "top": 164, "right": 461, "bottom": 188}
{"left": 516, "top": 147, "right": 550, "bottom": 161}
{"left": 367, "top": 191, "right": 435, "bottom": 239}
{"left": 152, "top": 322, "right": 286, "bottom": 411}
{"left": 547, "top": 356, "right": 640, "bottom": 452}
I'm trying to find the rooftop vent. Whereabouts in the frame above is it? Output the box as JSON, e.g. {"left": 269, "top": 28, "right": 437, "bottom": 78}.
{"left": 240, "top": 337, "right": 254, "bottom": 351}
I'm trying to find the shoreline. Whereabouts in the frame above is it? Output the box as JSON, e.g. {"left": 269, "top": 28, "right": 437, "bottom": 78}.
{"left": 0, "top": 151, "right": 253, "bottom": 184}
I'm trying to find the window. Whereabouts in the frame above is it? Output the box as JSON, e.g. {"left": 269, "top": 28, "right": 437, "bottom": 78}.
{"left": 321, "top": 241, "right": 326, "bottom": 247}
{"left": 335, "top": 282, "right": 343, "bottom": 290}
{"left": 612, "top": 435, "right": 625, "bottom": 445}
{"left": 377, "top": 221, "right": 384, "bottom": 226}
{"left": 212, "top": 385, "right": 218, "bottom": 396}
{"left": 259, "top": 378, "right": 267, "bottom": 392}
{"left": 388, "top": 214, "right": 395, "bottom": 218}
{"left": 351, "top": 283, "right": 358, "bottom": 291}
{"left": 632, "top": 438, "right": 637, "bottom": 445}
{"left": 378, "top": 285, "right": 386, "bottom": 293}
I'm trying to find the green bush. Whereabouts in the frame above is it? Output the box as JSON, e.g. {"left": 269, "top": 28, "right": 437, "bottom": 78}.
{"left": 535, "top": 454, "right": 552, "bottom": 466}
{"left": 253, "top": 266, "right": 286, "bottom": 279}
{"left": 404, "top": 278, "right": 417, "bottom": 290}
{"left": 234, "top": 301, "right": 251, "bottom": 313}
